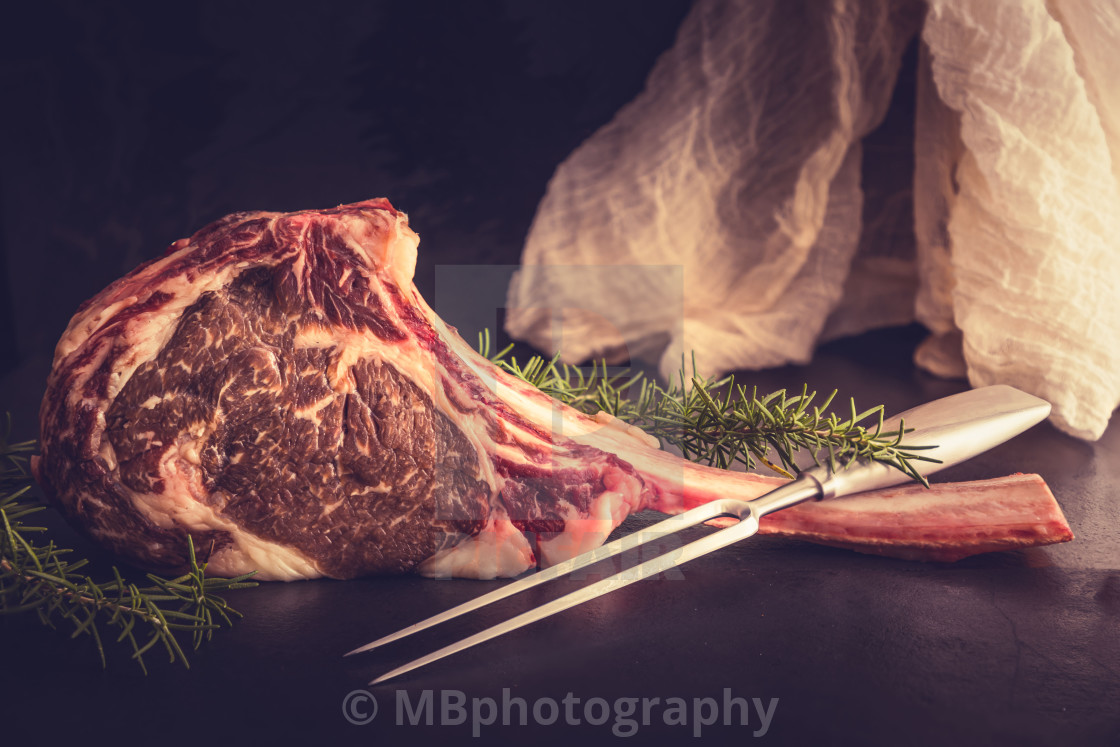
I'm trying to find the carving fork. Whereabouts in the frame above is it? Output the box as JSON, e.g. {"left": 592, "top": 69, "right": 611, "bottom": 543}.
{"left": 346, "top": 385, "right": 1050, "bottom": 683}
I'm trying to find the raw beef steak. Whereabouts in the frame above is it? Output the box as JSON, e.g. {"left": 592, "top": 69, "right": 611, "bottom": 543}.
{"left": 31, "top": 199, "right": 1072, "bottom": 580}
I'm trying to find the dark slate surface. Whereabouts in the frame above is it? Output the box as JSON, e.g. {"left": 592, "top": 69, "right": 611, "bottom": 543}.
{"left": 2, "top": 3, "right": 1117, "bottom": 745}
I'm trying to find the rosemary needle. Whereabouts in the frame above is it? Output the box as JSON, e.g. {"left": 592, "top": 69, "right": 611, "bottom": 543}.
{"left": 0, "top": 415, "right": 256, "bottom": 673}
{"left": 478, "top": 329, "right": 932, "bottom": 483}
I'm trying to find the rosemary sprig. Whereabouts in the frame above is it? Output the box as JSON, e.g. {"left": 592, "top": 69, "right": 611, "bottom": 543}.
{"left": 0, "top": 416, "right": 257, "bottom": 672}
{"left": 479, "top": 330, "right": 935, "bottom": 484}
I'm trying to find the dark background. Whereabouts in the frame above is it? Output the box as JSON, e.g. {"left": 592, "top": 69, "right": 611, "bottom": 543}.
{"left": 0, "top": 0, "right": 694, "bottom": 433}
{"left": 1, "top": 2, "right": 1117, "bottom": 745}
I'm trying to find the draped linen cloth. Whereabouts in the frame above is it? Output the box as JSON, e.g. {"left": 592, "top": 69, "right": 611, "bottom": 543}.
{"left": 506, "top": 0, "right": 1120, "bottom": 440}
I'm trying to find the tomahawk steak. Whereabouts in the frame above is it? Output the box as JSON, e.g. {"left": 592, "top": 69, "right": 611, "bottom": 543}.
{"left": 32, "top": 200, "right": 1072, "bottom": 580}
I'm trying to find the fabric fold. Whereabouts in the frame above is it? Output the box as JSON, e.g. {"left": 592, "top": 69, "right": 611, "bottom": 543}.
{"left": 507, "top": 0, "right": 1120, "bottom": 440}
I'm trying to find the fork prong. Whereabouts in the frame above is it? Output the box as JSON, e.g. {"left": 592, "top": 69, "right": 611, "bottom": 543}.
{"left": 345, "top": 497, "right": 746, "bottom": 657}
{"left": 369, "top": 506, "right": 769, "bottom": 685}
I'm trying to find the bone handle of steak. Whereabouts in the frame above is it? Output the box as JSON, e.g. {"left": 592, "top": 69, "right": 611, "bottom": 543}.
{"left": 468, "top": 324, "right": 1070, "bottom": 557}
{"left": 433, "top": 310, "right": 794, "bottom": 509}
{"left": 456, "top": 328, "right": 1072, "bottom": 562}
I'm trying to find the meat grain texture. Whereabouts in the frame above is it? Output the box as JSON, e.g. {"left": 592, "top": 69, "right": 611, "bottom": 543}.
{"left": 32, "top": 200, "right": 1072, "bottom": 580}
